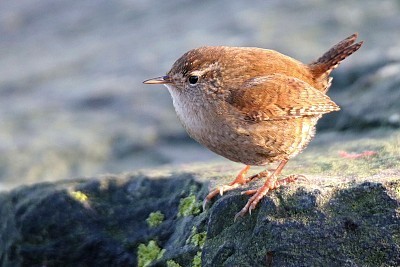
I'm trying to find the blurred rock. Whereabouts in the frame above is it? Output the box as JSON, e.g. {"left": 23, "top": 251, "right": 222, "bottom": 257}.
{"left": 0, "top": 0, "right": 399, "bottom": 189}
{"left": 318, "top": 58, "right": 400, "bottom": 130}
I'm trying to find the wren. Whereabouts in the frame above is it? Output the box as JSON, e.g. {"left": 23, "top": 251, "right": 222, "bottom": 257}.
{"left": 144, "top": 33, "right": 363, "bottom": 219}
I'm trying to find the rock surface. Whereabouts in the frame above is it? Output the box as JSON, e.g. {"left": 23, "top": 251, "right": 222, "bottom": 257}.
{"left": 1, "top": 129, "right": 399, "bottom": 266}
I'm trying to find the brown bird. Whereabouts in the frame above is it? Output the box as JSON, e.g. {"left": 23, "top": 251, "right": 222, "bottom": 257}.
{"left": 143, "top": 33, "right": 363, "bottom": 219}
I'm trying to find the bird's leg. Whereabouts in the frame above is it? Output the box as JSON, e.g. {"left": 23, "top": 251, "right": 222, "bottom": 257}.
{"left": 204, "top": 165, "right": 266, "bottom": 208}
{"left": 203, "top": 165, "right": 250, "bottom": 208}
{"left": 246, "top": 170, "right": 272, "bottom": 183}
{"left": 235, "top": 159, "right": 302, "bottom": 220}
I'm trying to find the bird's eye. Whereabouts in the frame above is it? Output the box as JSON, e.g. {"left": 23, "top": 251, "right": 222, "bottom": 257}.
{"left": 188, "top": 75, "right": 199, "bottom": 85}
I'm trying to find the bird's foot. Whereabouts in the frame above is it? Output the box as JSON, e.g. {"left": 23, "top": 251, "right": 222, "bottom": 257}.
{"left": 234, "top": 174, "right": 304, "bottom": 221}
{"left": 203, "top": 165, "right": 250, "bottom": 209}
{"left": 203, "top": 165, "right": 270, "bottom": 209}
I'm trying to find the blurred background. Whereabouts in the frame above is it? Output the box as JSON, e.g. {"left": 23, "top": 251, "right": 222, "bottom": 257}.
{"left": 0, "top": 0, "right": 399, "bottom": 190}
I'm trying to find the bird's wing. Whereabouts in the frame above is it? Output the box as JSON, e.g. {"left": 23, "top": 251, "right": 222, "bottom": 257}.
{"left": 228, "top": 74, "right": 340, "bottom": 122}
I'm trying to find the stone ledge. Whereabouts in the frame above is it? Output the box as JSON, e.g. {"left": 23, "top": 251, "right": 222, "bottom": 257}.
{"left": 1, "top": 129, "right": 399, "bottom": 266}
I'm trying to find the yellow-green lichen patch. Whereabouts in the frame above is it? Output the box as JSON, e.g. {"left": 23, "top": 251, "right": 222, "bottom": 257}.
{"left": 69, "top": 190, "right": 89, "bottom": 203}
{"left": 192, "top": 251, "right": 202, "bottom": 267}
{"left": 68, "top": 190, "right": 91, "bottom": 209}
{"left": 184, "top": 227, "right": 206, "bottom": 266}
{"left": 178, "top": 194, "right": 201, "bottom": 217}
{"left": 146, "top": 211, "right": 165, "bottom": 228}
{"left": 137, "top": 240, "right": 165, "bottom": 267}
{"left": 166, "top": 260, "right": 182, "bottom": 267}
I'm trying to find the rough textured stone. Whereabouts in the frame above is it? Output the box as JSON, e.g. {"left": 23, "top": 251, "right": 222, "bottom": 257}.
{"left": 1, "top": 130, "right": 399, "bottom": 266}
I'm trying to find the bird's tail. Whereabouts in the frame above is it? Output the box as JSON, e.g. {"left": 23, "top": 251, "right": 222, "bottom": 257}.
{"left": 309, "top": 33, "right": 363, "bottom": 92}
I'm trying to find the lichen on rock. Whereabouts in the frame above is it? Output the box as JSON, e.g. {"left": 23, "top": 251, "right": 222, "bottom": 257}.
{"left": 137, "top": 240, "right": 165, "bottom": 267}
{"left": 146, "top": 211, "right": 165, "bottom": 228}
{"left": 178, "top": 194, "right": 202, "bottom": 217}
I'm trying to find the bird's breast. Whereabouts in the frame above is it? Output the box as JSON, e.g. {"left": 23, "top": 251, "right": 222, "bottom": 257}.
{"left": 167, "top": 86, "right": 223, "bottom": 139}
{"left": 166, "top": 86, "right": 269, "bottom": 165}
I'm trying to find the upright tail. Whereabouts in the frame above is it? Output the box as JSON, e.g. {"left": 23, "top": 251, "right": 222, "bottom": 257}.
{"left": 309, "top": 33, "right": 363, "bottom": 92}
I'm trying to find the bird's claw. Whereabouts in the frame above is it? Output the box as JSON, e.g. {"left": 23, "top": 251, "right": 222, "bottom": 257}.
{"left": 234, "top": 204, "right": 253, "bottom": 221}
{"left": 202, "top": 198, "right": 208, "bottom": 211}
{"left": 241, "top": 189, "right": 257, "bottom": 195}
{"left": 297, "top": 174, "right": 308, "bottom": 182}
{"left": 219, "top": 186, "right": 224, "bottom": 196}
{"left": 234, "top": 210, "right": 245, "bottom": 222}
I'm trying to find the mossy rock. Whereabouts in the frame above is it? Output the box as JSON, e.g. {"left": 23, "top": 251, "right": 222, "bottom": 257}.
{"left": 0, "top": 129, "right": 399, "bottom": 266}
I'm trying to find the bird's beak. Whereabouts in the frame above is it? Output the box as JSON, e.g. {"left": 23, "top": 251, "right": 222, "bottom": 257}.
{"left": 143, "top": 75, "right": 172, "bottom": 84}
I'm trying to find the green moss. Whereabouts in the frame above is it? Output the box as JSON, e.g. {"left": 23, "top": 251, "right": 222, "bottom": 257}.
{"left": 166, "top": 260, "right": 182, "bottom": 267}
{"left": 146, "top": 211, "right": 165, "bottom": 228}
{"left": 325, "top": 184, "right": 397, "bottom": 264}
{"left": 339, "top": 234, "right": 391, "bottom": 266}
{"left": 328, "top": 184, "right": 394, "bottom": 218}
{"left": 192, "top": 251, "right": 202, "bottom": 267}
{"left": 137, "top": 240, "right": 165, "bottom": 267}
{"left": 178, "top": 194, "right": 201, "bottom": 217}
{"left": 189, "top": 227, "right": 207, "bottom": 248}
{"left": 274, "top": 190, "right": 318, "bottom": 224}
